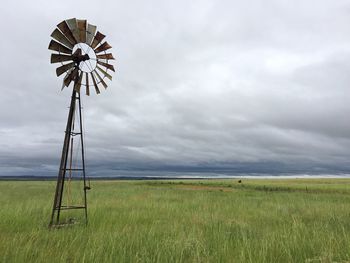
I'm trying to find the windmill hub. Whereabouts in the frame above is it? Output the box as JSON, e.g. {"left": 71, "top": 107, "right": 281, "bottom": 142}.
{"left": 71, "top": 43, "right": 97, "bottom": 73}
{"left": 72, "top": 49, "right": 90, "bottom": 64}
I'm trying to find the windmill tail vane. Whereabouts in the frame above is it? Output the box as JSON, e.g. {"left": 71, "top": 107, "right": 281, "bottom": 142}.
{"left": 48, "top": 18, "right": 115, "bottom": 227}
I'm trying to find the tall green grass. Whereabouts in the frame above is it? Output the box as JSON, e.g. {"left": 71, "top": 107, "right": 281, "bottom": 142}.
{"left": 1, "top": 179, "right": 350, "bottom": 262}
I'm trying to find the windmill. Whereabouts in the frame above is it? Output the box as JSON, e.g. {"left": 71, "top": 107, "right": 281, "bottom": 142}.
{"left": 48, "top": 18, "right": 115, "bottom": 227}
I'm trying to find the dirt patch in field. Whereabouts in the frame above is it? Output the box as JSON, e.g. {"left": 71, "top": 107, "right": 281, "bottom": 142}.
{"left": 175, "top": 185, "right": 234, "bottom": 192}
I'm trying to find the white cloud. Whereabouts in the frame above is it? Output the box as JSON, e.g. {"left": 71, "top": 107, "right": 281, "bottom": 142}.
{"left": 1, "top": 0, "right": 350, "bottom": 175}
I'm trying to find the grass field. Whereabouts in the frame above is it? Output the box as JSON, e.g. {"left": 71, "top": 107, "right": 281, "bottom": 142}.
{"left": 1, "top": 178, "right": 350, "bottom": 262}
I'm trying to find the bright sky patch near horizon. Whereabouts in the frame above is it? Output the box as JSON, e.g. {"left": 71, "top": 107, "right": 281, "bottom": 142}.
{"left": 1, "top": 0, "right": 350, "bottom": 176}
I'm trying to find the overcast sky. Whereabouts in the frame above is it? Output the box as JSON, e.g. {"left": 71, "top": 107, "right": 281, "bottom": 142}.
{"left": 1, "top": 0, "right": 350, "bottom": 176}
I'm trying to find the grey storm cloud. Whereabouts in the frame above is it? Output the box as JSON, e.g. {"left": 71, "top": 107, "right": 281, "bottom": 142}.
{"left": 1, "top": 0, "right": 350, "bottom": 176}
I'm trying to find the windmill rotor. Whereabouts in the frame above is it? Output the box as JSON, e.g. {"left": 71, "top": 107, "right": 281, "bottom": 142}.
{"left": 49, "top": 18, "right": 115, "bottom": 96}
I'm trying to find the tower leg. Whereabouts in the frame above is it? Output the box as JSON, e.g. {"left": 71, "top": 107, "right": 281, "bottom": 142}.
{"left": 76, "top": 91, "right": 88, "bottom": 225}
{"left": 50, "top": 89, "right": 77, "bottom": 226}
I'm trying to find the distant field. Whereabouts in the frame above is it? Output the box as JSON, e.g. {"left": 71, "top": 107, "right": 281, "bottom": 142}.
{"left": 1, "top": 179, "right": 350, "bottom": 262}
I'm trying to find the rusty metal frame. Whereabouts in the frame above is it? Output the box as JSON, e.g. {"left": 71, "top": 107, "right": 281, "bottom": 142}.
{"left": 49, "top": 65, "right": 89, "bottom": 227}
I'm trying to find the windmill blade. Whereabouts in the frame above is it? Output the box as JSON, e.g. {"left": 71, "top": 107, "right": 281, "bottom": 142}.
{"left": 51, "top": 29, "right": 74, "bottom": 49}
{"left": 57, "top": 20, "right": 77, "bottom": 45}
{"left": 72, "top": 48, "right": 82, "bottom": 57}
{"left": 61, "top": 68, "right": 73, "bottom": 90}
{"left": 96, "top": 53, "right": 115, "bottom": 60}
{"left": 61, "top": 81, "right": 66, "bottom": 91}
{"left": 65, "top": 18, "right": 80, "bottom": 43}
{"left": 51, "top": 54, "right": 73, "bottom": 64}
{"left": 64, "top": 67, "right": 79, "bottom": 87}
{"left": 56, "top": 62, "right": 75, "bottom": 76}
{"left": 85, "top": 72, "right": 90, "bottom": 96}
{"left": 48, "top": 40, "right": 72, "bottom": 55}
{"left": 77, "top": 19, "right": 87, "bottom": 43}
{"left": 86, "top": 23, "right": 97, "bottom": 46}
{"left": 97, "top": 60, "right": 115, "bottom": 72}
{"left": 94, "top": 70, "right": 108, "bottom": 89}
{"left": 62, "top": 68, "right": 74, "bottom": 89}
{"left": 90, "top": 72, "right": 100, "bottom": 94}
{"left": 96, "top": 65, "right": 112, "bottom": 80}
{"left": 94, "top": 42, "right": 112, "bottom": 54}
{"left": 91, "top": 31, "right": 105, "bottom": 49}
{"left": 74, "top": 71, "right": 84, "bottom": 92}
